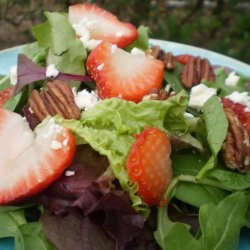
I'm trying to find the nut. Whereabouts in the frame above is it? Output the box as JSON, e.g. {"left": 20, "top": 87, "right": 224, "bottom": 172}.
{"left": 29, "top": 80, "right": 81, "bottom": 121}
{"left": 142, "top": 88, "right": 169, "bottom": 101}
{"left": 222, "top": 109, "right": 250, "bottom": 171}
{"left": 146, "top": 46, "right": 175, "bottom": 70}
{"left": 180, "top": 56, "right": 215, "bottom": 88}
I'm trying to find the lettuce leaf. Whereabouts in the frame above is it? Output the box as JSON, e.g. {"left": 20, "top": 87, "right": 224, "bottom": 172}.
{"left": 155, "top": 192, "right": 248, "bottom": 250}
{"left": 32, "top": 12, "right": 87, "bottom": 75}
{"left": 55, "top": 92, "right": 190, "bottom": 216}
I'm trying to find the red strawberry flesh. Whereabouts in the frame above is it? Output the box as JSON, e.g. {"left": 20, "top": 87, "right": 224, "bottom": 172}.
{"left": 0, "top": 86, "right": 13, "bottom": 107}
{"left": 126, "top": 128, "right": 172, "bottom": 206}
{"left": 222, "top": 98, "right": 250, "bottom": 136}
{"left": 69, "top": 4, "right": 138, "bottom": 48}
{"left": 0, "top": 109, "right": 76, "bottom": 204}
{"left": 87, "top": 41, "right": 164, "bottom": 102}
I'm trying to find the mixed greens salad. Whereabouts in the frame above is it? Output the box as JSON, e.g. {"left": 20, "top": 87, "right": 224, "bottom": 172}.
{"left": 0, "top": 3, "right": 250, "bottom": 250}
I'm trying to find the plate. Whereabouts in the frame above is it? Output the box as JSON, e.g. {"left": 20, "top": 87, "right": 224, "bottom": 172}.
{"left": 0, "top": 40, "right": 249, "bottom": 250}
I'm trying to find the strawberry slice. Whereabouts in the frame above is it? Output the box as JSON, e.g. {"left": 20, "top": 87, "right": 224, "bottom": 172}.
{"left": 86, "top": 41, "right": 164, "bottom": 102}
{"left": 69, "top": 3, "right": 138, "bottom": 48}
{"left": 222, "top": 98, "right": 250, "bottom": 136}
{"left": 0, "top": 109, "right": 76, "bottom": 204}
{"left": 126, "top": 128, "right": 172, "bottom": 206}
{"left": 0, "top": 86, "right": 13, "bottom": 107}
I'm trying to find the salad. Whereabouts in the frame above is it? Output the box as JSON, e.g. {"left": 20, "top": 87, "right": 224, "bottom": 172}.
{"left": 0, "top": 3, "right": 250, "bottom": 250}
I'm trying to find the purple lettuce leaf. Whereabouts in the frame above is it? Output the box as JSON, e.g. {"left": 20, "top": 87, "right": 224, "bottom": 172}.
{"left": 35, "top": 145, "right": 144, "bottom": 250}
{"left": 42, "top": 211, "right": 115, "bottom": 250}
{"left": 13, "top": 54, "right": 94, "bottom": 96}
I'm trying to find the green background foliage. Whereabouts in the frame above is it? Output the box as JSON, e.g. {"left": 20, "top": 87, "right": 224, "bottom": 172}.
{"left": 0, "top": 0, "right": 249, "bottom": 63}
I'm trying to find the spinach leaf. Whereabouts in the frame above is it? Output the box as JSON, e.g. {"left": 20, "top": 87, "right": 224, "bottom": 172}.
{"left": 175, "top": 182, "right": 229, "bottom": 208}
{"left": 3, "top": 88, "right": 28, "bottom": 112}
{"left": 154, "top": 192, "right": 248, "bottom": 250}
{"left": 0, "top": 76, "right": 11, "bottom": 90}
{"left": 32, "top": 12, "right": 87, "bottom": 75}
{"left": 15, "top": 222, "right": 55, "bottom": 250}
{"left": 21, "top": 42, "right": 47, "bottom": 65}
{"left": 197, "top": 96, "right": 228, "bottom": 178}
{"left": 203, "top": 96, "right": 228, "bottom": 156}
{"left": 163, "top": 223, "right": 201, "bottom": 250}
{"left": 164, "top": 62, "right": 184, "bottom": 93}
{"left": 126, "top": 25, "right": 150, "bottom": 51}
{"left": 199, "top": 192, "right": 248, "bottom": 250}
{"left": 208, "top": 169, "right": 250, "bottom": 190}
{"left": 0, "top": 205, "right": 55, "bottom": 250}
{"left": 171, "top": 150, "right": 207, "bottom": 176}
{"left": 0, "top": 209, "right": 26, "bottom": 238}
{"left": 204, "top": 68, "right": 248, "bottom": 97}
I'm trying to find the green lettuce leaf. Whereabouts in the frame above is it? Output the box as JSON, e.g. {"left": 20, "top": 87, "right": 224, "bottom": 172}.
{"left": 55, "top": 92, "right": 189, "bottom": 215}
{"left": 154, "top": 192, "right": 248, "bottom": 250}
{"left": 21, "top": 42, "right": 47, "bottom": 65}
{"left": 0, "top": 206, "right": 54, "bottom": 250}
{"left": 126, "top": 25, "right": 150, "bottom": 51}
{"left": 204, "top": 68, "right": 249, "bottom": 97}
{"left": 197, "top": 96, "right": 228, "bottom": 178}
{"left": 32, "top": 12, "right": 87, "bottom": 74}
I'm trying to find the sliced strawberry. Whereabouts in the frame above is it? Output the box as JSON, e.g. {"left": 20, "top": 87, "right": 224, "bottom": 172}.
{"left": 69, "top": 3, "right": 138, "bottom": 48}
{"left": 0, "top": 109, "right": 76, "bottom": 204}
{"left": 222, "top": 98, "right": 250, "bottom": 136}
{"left": 126, "top": 128, "right": 172, "bottom": 206}
{"left": 86, "top": 41, "right": 164, "bottom": 102}
{"left": 175, "top": 54, "right": 196, "bottom": 64}
{"left": 0, "top": 86, "right": 13, "bottom": 107}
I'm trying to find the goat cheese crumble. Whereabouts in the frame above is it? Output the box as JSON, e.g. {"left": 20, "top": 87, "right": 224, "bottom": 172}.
{"left": 72, "top": 18, "right": 101, "bottom": 50}
{"left": 9, "top": 65, "right": 17, "bottom": 85}
{"left": 189, "top": 84, "right": 217, "bottom": 110}
{"left": 73, "top": 88, "right": 100, "bottom": 110}
{"left": 46, "top": 64, "right": 59, "bottom": 78}
{"left": 225, "top": 71, "right": 240, "bottom": 87}
{"left": 225, "top": 91, "right": 250, "bottom": 111}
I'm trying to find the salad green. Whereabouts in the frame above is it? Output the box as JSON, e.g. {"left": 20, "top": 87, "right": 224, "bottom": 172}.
{"left": 0, "top": 5, "right": 250, "bottom": 250}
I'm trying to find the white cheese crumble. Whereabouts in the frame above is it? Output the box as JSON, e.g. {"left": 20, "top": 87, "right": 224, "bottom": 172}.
{"left": 37, "top": 118, "right": 63, "bottom": 138}
{"left": 131, "top": 47, "right": 145, "bottom": 56}
{"left": 65, "top": 170, "right": 75, "bottom": 177}
{"left": 9, "top": 65, "right": 17, "bottom": 85}
{"left": 51, "top": 140, "right": 63, "bottom": 150}
{"left": 225, "top": 91, "right": 250, "bottom": 109}
{"left": 111, "top": 44, "right": 118, "bottom": 54}
{"left": 188, "top": 84, "right": 217, "bottom": 110}
{"left": 72, "top": 18, "right": 101, "bottom": 51}
{"left": 73, "top": 88, "right": 100, "bottom": 110}
{"left": 225, "top": 71, "right": 240, "bottom": 87}
{"left": 97, "top": 63, "right": 104, "bottom": 71}
{"left": 46, "top": 64, "right": 59, "bottom": 78}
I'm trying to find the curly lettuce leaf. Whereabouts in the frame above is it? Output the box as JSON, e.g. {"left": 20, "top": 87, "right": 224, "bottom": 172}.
{"left": 55, "top": 92, "right": 190, "bottom": 216}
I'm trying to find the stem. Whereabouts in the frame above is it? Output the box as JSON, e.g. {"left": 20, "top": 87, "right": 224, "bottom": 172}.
{"left": 0, "top": 75, "right": 9, "bottom": 86}
{"left": 178, "top": 174, "right": 233, "bottom": 192}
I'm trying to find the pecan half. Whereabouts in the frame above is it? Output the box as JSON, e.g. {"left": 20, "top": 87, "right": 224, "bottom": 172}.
{"left": 29, "top": 80, "right": 80, "bottom": 122}
{"left": 180, "top": 56, "right": 215, "bottom": 88}
{"left": 146, "top": 46, "right": 175, "bottom": 70}
{"left": 222, "top": 108, "right": 250, "bottom": 171}
{"left": 142, "top": 88, "right": 169, "bottom": 101}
